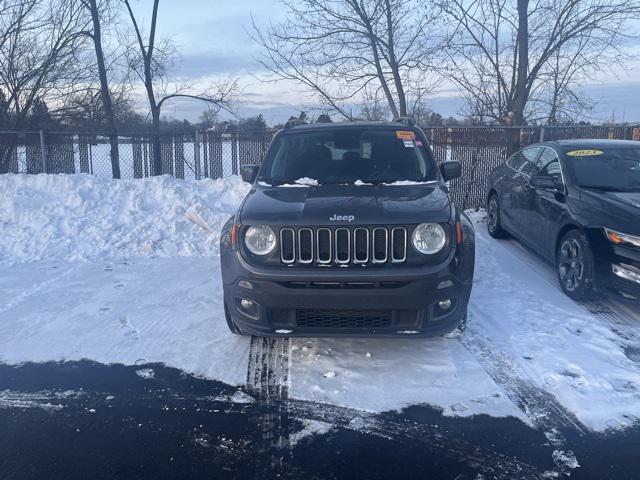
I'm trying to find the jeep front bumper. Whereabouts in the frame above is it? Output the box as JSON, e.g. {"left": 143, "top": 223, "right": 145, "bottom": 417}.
{"left": 221, "top": 249, "right": 473, "bottom": 337}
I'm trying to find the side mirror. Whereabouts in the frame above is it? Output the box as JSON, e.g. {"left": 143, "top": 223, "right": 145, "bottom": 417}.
{"left": 241, "top": 165, "right": 260, "bottom": 184}
{"left": 440, "top": 161, "right": 462, "bottom": 182}
{"left": 529, "top": 175, "right": 560, "bottom": 190}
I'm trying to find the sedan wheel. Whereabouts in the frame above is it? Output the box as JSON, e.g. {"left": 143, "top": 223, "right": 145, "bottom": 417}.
{"left": 557, "top": 230, "right": 595, "bottom": 300}
{"left": 487, "top": 194, "right": 508, "bottom": 239}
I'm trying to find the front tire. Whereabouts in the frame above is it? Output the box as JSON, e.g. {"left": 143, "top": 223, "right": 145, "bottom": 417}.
{"left": 444, "top": 310, "right": 468, "bottom": 339}
{"left": 487, "top": 193, "right": 508, "bottom": 239}
{"left": 557, "top": 230, "right": 596, "bottom": 301}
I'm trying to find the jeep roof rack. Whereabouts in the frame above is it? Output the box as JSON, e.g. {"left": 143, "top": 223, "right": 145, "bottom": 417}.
{"left": 393, "top": 116, "right": 415, "bottom": 127}
{"left": 284, "top": 119, "right": 308, "bottom": 129}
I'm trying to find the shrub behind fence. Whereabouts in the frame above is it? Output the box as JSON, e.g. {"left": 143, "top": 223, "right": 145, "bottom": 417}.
{"left": 1, "top": 125, "right": 638, "bottom": 209}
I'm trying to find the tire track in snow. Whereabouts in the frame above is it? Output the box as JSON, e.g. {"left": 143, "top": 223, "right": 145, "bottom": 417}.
{"left": 461, "top": 325, "right": 584, "bottom": 477}
{"left": 461, "top": 323, "right": 587, "bottom": 434}
{"left": 246, "top": 336, "right": 291, "bottom": 399}
{"left": 467, "top": 216, "right": 586, "bottom": 476}
{"left": 584, "top": 300, "right": 640, "bottom": 345}
{"left": 0, "top": 265, "right": 77, "bottom": 316}
{"left": 246, "top": 336, "right": 292, "bottom": 478}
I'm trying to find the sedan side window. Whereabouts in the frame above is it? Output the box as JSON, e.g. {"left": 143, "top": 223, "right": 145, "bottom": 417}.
{"left": 537, "top": 149, "right": 562, "bottom": 182}
{"left": 539, "top": 159, "right": 562, "bottom": 181}
{"left": 507, "top": 151, "right": 527, "bottom": 170}
{"left": 519, "top": 147, "right": 543, "bottom": 176}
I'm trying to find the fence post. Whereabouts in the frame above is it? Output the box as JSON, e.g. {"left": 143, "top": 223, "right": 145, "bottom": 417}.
{"left": 194, "top": 130, "right": 201, "bottom": 180}
{"left": 39, "top": 129, "right": 47, "bottom": 173}
{"left": 539, "top": 126, "right": 545, "bottom": 143}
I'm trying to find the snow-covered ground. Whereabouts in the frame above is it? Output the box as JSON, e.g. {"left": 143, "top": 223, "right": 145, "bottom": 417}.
{"left": 1, "top": 174, "right": 639, "bottom": 434}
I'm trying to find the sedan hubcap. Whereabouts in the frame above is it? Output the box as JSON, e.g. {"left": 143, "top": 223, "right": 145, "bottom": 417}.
{"left": 559, "top": 239, "right": 584, "bottom": 292}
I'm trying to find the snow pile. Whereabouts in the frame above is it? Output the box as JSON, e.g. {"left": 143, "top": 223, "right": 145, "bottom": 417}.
{"left": 0, "top": 173, "right": 250, "bottom": 266}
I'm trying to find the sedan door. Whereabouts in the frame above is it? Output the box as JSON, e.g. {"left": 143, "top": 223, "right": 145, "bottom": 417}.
{"left": 496, "top": 149, "right": 529, "bottom": 233}
{"left": 527, "top": 148, "right": 569, "bottom": 260}
{"left": 509, "top": 146, "right": 543, "bottom": 238}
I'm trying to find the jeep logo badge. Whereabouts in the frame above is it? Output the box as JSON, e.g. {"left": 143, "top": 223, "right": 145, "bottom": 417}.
{"left": 330, "top": 214, "right": 355, "bottom": 222}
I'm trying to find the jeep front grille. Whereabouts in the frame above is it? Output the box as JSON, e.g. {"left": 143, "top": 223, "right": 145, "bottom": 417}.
{"left": 279, "top": 226, "right": 407, "bottom": 266}
{"left": 295, "top": 309, "right": 393, "bottom": 329}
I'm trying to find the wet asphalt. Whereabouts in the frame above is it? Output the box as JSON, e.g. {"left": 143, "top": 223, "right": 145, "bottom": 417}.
{"left": 0, "top": 361, "right": 639, "bottom": 480}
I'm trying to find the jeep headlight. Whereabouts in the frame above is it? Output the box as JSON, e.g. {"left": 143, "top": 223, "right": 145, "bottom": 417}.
{"left": 412, "top": 223, "right": 447, "bottom": 255}
{"left": 244, "top": 225, "right": 276, "bottom": 255}
{"left": 604, "top": 228, "right": 640, "bottom": 248}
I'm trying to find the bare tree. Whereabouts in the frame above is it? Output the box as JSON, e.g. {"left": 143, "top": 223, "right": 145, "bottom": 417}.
{"left": 80, "top": 0, "right": 121, "bottom": 178}
{"left": 122, "top": 0, "right": 236, "bottom": 175}
{"left": 252, "top": 0, "right": 441, "bottom": 120}
{"left": 440, "top": 0, "right": 640, "bottom": 125}
{"left": 0, "top": 0, "right": 90, "bottom": 173}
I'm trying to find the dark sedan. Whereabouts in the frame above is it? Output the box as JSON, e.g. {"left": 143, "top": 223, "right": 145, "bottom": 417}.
{"left": 487, "top": 139, "right": 640, "bottom": 300}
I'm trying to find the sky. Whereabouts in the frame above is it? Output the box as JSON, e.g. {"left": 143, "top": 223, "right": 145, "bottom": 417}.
{"left": 127, "top": 0, "right": 640, "bottom": 125}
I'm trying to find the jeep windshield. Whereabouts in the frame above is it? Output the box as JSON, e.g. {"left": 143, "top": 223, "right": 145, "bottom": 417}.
{"left": 564, "top": 147, "right": 640, "bottom": 192}
{"left": 258, "top": 128, "right": 438, "bottom": 185}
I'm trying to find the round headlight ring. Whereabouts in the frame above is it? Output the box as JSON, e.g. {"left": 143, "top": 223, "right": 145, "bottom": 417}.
{"left": 244, "top": 225, "right": 277, "bottom": 256}
{"left": 412, "top": 223, "right": 447, "bottom": 255}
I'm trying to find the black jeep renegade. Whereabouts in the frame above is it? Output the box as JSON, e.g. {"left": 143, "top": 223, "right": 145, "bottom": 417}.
{"left": 220, "top": 119, "right": 475, "bottom": 337}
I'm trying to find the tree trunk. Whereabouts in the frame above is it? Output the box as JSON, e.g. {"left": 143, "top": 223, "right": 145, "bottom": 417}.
{"left": 383, "top": 0, "right": 407, "bottom": 117}
{"left": 88, "top": 0, "right": 120, "bottom": 179}
{"left": 151, "top": 107, "right": 162, "bottom": 176}
{"left": 512, "top": 0, "right": 530, "bottom": 125}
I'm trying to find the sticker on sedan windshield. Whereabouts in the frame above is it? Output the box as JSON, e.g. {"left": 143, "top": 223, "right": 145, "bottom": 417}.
{"left": 566, "top": 149, "right": 604, "bottom": 157}
{"left": 403, "top": 140, "right": 414, "bottom": 148}
{"left": 396, "top": 130, "right": 416, "bottom": 140}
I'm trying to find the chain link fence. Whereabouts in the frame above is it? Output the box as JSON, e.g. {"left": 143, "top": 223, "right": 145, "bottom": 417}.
{"left": 0, "top": 130, "right": 273, "bottom": 180}
{"left": 425, "top": 125, "right": 640, "bottom": 208}
{"left": 1, "top": 125, "right": 639, "bottom": 208}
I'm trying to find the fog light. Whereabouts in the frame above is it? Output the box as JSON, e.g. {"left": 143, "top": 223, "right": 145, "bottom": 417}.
{"left": 612, "top": 263, "right": 640, "bottom": 284}
{"left": 240, "top": 299, "right": 254, "bottom": 309}
{"left": 438, "top": 299, "right": 452, "bottom": 310}
{"left": 235, "top": 297, "right": 260, "bottom": 320}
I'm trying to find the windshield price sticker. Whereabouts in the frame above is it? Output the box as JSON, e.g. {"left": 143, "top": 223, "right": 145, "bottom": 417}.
{"left": 396, "top": 130, "right": 416, "bottom": 141}
{"left": 403, "top": 140, "right": 414, "bottom": 148}
{"left": 567, "top": 149, "right": 604, "bottom": 157}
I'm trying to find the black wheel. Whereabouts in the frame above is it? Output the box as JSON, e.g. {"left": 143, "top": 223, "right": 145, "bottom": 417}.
{"left": 557, "top": 230, "right": 596, "bottom": 301}
{"left": 487, "top": 193, "right": 508, "bottom": 239}
{"left": 224, "top": 304, "right": 242, "bottom": 335}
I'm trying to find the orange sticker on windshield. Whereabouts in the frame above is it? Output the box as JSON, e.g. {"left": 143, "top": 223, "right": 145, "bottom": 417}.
{"left": 567, "top": 149, "right": 603, "bottom": 157}
{"left": 396, "top": 130, "right": 415, "bottom": 140}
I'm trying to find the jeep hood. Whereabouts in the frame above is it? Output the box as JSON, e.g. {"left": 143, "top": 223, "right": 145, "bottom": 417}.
{"left": 239, "top": 184, "right": 453, "bottom": 226}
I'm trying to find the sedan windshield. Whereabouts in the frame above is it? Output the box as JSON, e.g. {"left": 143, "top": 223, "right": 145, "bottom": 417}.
{"left": 258, "top": 128, "right": 437, "bottom": 185}
{"left": 564, "top": 147, "right": 640, "bottom": 192}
